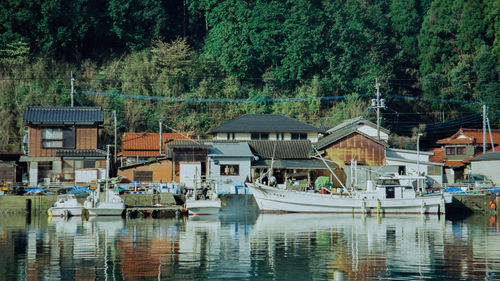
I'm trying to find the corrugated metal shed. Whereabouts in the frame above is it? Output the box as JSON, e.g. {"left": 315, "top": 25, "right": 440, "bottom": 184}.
{"left": 208, "top": 114, "right": 324, "bottom": 134}
{"left": 121, "top": 132, "right": 190, "bottom": 157}
{"left": 24, "top": 106, "right": 104, "bottom": 125}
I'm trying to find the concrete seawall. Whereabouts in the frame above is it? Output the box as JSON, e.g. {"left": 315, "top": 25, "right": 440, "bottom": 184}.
{"left": 0, "top": 193, "right": 177, "bottom": 214}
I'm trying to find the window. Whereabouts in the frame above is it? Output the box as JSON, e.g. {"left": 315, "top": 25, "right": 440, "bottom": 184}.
{"left": 445, "top": 147, "right": 455, "bottom": 155}
{"left": 428, "top": 166, "right": 441, "bottom": 176}
{"left": 456, "top": 147, "right": 466, "bottom": 155}
{"left": 134, "top": 171, "right": 153, "bottom": 182}
{"left": 42, "top": 127, "right": 75, "bottom": 148}
{"left": 220, "top": 164, "right": 239, "bottom": 176}
{"left": 275, "top": 133, "right": 284, "bottom": 140}
{"left": 226, "top": 133, "right": 235, "bottom": 140}
{"left": 42, "top": 128, "right": 63, "bottom": 148}
{"left": 251, "top": 133, "right": 269, "bottom": 140}
{"left": 291, "top": 133, "right": 307, "bottom": 140}
{"left": 74, "top": 160, "right": 96, "bottom": 169}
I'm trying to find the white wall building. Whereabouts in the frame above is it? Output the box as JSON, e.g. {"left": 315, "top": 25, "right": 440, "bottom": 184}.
{"left": 385, "top": 148, "right": 444, "bottom": 187}
{"left": 207, "top": 142, "right": 254, "bottom": 194}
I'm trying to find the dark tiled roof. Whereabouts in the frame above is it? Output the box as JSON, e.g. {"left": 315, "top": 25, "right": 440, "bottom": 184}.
{"left": 252, "top": 159, "right": 337, "bottom": 169}
{"left": 56, "top": 149, "right": 107, "bottom": 158}
{"left": 24, "top": 106, "right": 104, "bottom": 125}
{"left": 208, "top": 114, "right": 324, "bottom": 134}
{"left": 470, "top": 151, "right": 500, "bottom": 161}
{"left": 315, "top": 126, "right": 387, "bottom": 150}
{"left": 166, "top": 139, "right": 313, "bottom": 160}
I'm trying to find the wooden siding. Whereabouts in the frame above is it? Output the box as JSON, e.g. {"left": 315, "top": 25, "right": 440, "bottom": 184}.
{"left": 118, "top": 160, "right": 173, "bottom": 183}
{"left": 323, "top": 133, "right": 385, "bottom": 167}
{"left": 29, "top": 126, "right": 98, "bottom": 156}
{"left": 76, "top": 127, "right": 98, "bottom": 149}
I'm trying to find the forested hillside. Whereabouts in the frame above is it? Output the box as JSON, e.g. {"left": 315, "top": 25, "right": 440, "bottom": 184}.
{"left": 1, "top": 0, "right": 499, "bottom": 151}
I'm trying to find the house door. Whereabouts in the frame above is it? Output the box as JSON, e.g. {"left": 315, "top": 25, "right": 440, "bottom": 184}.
{"left": 179, "top": 163, "right": 202, "bottom": 188}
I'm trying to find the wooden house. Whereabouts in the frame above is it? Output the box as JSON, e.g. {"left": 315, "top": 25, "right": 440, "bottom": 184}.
{"left": 315, "top": 126, "right": 387, "bottom": 167}
{"left": 208, "top": 114, "right": 324, "bottom": 143}
{"left": 0, "top": 152, "right": 25, "bottom": 190}
{"left": 21, "top": 106, "right": 106, "bottom": 187}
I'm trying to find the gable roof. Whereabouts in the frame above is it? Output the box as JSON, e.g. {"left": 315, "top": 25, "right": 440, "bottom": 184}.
{"left": 166, "top": 139, "right": 313, "bottom": 160}
{"left": 436, "top": 128, "right": 500, "bottom": 145}
{"left": 208, "top": 114, "right": 324, "bottom": 134}
{"left": 325, "top": 116, "right": 390, "bottom": 134}
{"left": 24, "top": 106, "right": 104, "bottom": 125}
{"left": 121, "top": 132, "right": 190, "bottom": 157}
{"left": 315, "top": 126, "right": 387, "bottom": 150}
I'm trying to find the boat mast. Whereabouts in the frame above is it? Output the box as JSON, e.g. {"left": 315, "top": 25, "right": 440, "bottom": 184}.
{"left": 106, "top": 144, "right": 110, "bottom": 202}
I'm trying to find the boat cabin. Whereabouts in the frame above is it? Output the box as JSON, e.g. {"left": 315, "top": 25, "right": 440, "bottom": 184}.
{"left": 363, "top": 177, "right": 416, "bottom": 200}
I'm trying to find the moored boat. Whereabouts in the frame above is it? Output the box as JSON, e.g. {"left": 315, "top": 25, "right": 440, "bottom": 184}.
{"left": 185, "top": 189, "right": 221, "bottom": 215}
{"left": 246, "top": 176, "right": 452, "bottom": 215}
{"left": 49, "top": 194, "right": 84, "bottom": 217}
{"left": 83, "top": 189, "right": 125, "bottom": 216}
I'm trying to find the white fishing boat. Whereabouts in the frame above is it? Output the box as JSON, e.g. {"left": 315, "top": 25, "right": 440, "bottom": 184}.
{"left": 83, "top": 145, "right": 125, "bottom": 217}
{"left": 84, "top": 188, "right": 125, "bottom": 216}
{"left": 246, "top": 176, "right": 452, "bottom": 215}
{"left": 185, "top": 188, "right": 221, "bottom": 215}
{"left": 48, "top": 194, "right": 84, "bottom": 217}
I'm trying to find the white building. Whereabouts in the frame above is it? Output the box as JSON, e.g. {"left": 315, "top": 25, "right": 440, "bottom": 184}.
{"left": 469, "top": 151, "right": 500, "bottom": 186}
{"left": 385, "top": 148, "right": 444, "bottom": 187}
{"left": 208, "top": 114, "right": 324, "bottom": 143}
{"left": 207, "top": 142, "right": 254, "bottom": 194}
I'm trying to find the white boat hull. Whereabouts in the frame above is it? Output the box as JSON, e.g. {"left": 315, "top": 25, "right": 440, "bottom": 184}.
{"left": 50, "top": 207, "right": 83, "bottom": 217}
{"left": 186, "top": 199, "right": 221, "bottom": 215}
{"left": 247, "top": 183, "right": 452, "bottom": 215}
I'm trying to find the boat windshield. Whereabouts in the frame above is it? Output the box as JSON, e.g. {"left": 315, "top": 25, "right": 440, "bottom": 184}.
{"left": 376, "top": 178, "right": 400, "bottom": 186}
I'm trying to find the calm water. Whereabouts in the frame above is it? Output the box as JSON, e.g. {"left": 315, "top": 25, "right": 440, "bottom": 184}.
{"left": 0, "top": 213, "right": 499, "bottom": 281}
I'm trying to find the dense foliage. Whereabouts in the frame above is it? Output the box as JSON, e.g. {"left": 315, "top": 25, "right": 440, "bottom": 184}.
{"left": 0, "top": 0, "right": 498, "bottom": 151}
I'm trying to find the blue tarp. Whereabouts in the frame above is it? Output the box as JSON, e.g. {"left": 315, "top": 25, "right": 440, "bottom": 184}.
{"left": 25, "top": 188, "right": 51, "bottom": 194}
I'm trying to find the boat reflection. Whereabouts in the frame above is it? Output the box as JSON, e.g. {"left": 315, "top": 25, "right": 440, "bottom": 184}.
{"left": 250, "top": 213, "right": 448, "bottom": 280}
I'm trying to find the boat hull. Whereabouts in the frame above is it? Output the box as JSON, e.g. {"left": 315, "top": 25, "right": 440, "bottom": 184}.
{"left": 50, "top": 207, "right": 83, "bottom": 217}
{"left": 186, "top": 199, "right": 221, "bottom": 215}
{"left": 247, "top": 183, "right": 452, "bottom": 215}
{"left": 86, "top": 207, "right": 124, "bottom": 216}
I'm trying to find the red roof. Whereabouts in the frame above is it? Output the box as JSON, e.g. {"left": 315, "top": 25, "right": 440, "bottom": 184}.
{"left": 428, "top": 148, "right": 444, "bottom": 163}
{"left": 121, "top": 132, "right": 190, "bottom": 157}
{"left": 444, "top": 160, "right": 466, "bottom": 167}
{"left": 437, "top": 128, "right": 500, "bottom": 145}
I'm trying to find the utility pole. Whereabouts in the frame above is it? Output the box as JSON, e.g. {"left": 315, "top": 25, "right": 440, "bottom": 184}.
{"left": 371, "top": 78, "right": 385, "bottom": 140}
{"left": 483, "top": 105, "right": 486, "bottom": 154}
{"left": 113, "top": 110, "right": 117, "bottom": 163}
{"left": 159, "top": 119, "right": 163, "bottom": 155}
{"left": 70, "top": 72, "right": 75, "bottom": 107}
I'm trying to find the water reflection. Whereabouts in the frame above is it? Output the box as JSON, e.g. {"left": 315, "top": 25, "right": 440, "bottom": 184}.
{"left": 0, "top": 213, "right": 498, "bottom": 280}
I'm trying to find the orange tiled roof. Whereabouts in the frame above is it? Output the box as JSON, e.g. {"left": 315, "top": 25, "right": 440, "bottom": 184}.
{"left": 437, "top": 128, "right": 500, "bottom": 145}
{"left": 444, "top": 160, "right": 465, "bottom": 167}
{"left": 428, "top": 148, "right": 444, "bottom": 163}
{"left": 121, "top": 132, "right": 190, "bottom": 157}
